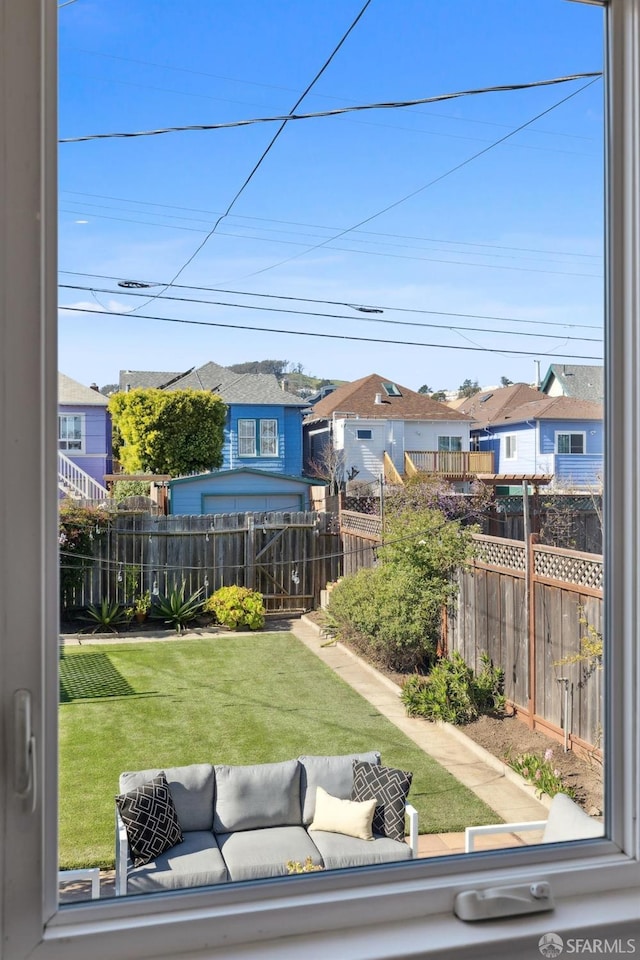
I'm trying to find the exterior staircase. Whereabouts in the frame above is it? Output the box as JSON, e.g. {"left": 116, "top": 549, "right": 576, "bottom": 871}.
{"left": 58, "top": 451, "right": 109, "bottom": 502}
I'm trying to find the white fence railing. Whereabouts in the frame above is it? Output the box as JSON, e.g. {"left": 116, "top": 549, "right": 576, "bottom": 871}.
{"left": 58, "top": 451, "right": 109, "bottom": 501}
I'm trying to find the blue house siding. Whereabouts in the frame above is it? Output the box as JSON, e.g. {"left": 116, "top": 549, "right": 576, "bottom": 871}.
{"left": 58, "top": 403, "right": 112, "bottom": 485}
{"left": 473, "top": 417, "right": 603, "bottom": 485}
{"left": 224, "top": 404, "right": 304, "bottom": 475}
{"left": 169, "top": 469, "right": 315, "bottom": 515}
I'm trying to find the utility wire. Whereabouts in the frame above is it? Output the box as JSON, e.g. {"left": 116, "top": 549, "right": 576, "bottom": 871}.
{"left": 59, "top": 191, "right": 604, "bottom": 259}
{"left": 231, "top": 77, "right": 601, "bottom": 284}
{"left": 127, "top": 0, "right": 373, "bottom": 316}
{"left": 59, "top": 283, "right": 602, "bottom": 343}
{"left": 59, "top": 270, "right": 604, "bottom": 330}
{"left": 60, "top": 210, "right": 603, "bottom": 278}
{"left": 58, "top": 72, "right": 601, "bottom": 143}
{"left": 58, "top": 304, "right": 603, "bottom": 360}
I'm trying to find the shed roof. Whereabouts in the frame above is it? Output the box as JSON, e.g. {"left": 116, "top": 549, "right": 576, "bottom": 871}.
{"left": 489, "top": 396, "right": 603, "bottom": 426}
{"left": 168, "top": 467, "right": 319, "bottom": 487}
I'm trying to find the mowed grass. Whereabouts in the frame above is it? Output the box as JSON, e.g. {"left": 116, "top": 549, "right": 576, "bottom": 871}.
{"left": 59, "top": 633, "right": 497, "bottom": 869}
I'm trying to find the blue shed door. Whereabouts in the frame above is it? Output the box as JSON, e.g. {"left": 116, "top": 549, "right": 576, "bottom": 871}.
{"left": 202, "top": 493, "right": 302, "bottom": 514}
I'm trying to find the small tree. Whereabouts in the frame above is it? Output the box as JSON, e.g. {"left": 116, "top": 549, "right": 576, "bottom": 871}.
{"left": 385, "top": 474, "right": 493, "bottom": 525}
{"left": 430, "top": 390, "right": 448, "bottom": 402}
{"left": 307, "top": 443, "right": 346, "bottom": 495}
{"left": 109, "top": 388, "right": 227, "bottom": 476}
{"left": 457, "top": 378, "right": 481, "bottom": 399}
{"left": 418, "top": 384, "right": 432, "bottom": 394}
{"left": 500, "top": 376, "right": 513, "bottom": 387}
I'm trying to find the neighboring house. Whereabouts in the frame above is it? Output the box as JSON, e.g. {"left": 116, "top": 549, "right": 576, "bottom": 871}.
{"left": 119, "top": 362, "right": 312, "bottom": 514}
{"left": 465, "top": 387, "right": 603, "bottom": 489}
{"left": 303, "top": 373, "right": 481, "bottom": 486}
{"left": 58, "top": 373, "right": 111, "bottom": 500}
{"left": 540, "top": 363, "right": 604, "bottom": 401}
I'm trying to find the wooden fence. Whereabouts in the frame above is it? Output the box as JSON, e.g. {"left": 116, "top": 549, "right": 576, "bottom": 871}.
{"left": 62, "top": 511, "right": 341, "bottom": 615}
{"left": 339, "top": 511, "right": 603, "bottom": 756}
{"left": 447, "top": 534, "right": 603, "bottom": 756}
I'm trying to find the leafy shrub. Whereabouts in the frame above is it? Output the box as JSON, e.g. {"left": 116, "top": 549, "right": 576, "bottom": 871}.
{"left": 508, "top": 748, "right": 576, "bottom": 800}
{"left": 150, "top": 581, "right": 205, "bottom": 633}
{"left": 203, "top": 585, "right": 265, "bottom": 630}
{"left": 326, "top": 565, "right": 443, "bottom": 672}
{"left": 111, "top": 479, "right": 150, "bottom": 502}
{"left": 401, "top": 652, "right": 505, "bottom": 724}
{"left": 59, "top": 502, "right": 109, "bottom": 613}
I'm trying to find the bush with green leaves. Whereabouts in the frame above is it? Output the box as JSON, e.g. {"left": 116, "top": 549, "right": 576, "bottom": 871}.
{"left": 326, "top": 506, "right": 477, "bottom": 673}
{"left": 401, "top": 652, "right": 505, "bottom": 724}
{"left": 150, "top": 581, "right": 205, "bottom": 633}
{"left": 111, "top": 479, "right": 150, "bottom": 502}
{"left": 59, "top": 502, "right": 109, "bottom": 613}
{"left": 203, "top": 585, "right": 265, "bottom": 630}
{"left": 326, "top": 565, "right": 443, "bottom": 672}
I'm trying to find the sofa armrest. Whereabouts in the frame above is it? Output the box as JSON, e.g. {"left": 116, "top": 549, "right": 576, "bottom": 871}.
{"left": 115, "top": 808, "right": 132, "bottom": 896}
{"left": 464, "top": 819, "right": 547, "bottom": 854}
{"left": 405, "top": 803, "right": 419, "bottom": 857}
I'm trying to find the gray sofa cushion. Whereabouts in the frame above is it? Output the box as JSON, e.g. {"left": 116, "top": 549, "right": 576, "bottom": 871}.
{"left": 213, "top": 759, "right": 301, "bottom": 833}
{"left": 127, "top": 830, "right": 228, "bottom": 893}
{"left": 119, "top": 764, "right": 215, "bottom": 832}
{"left": 217, "top": 826, "right": 322, "bottom": 882}
{"left": 309, "top": 829, "right": 413, "bottom": 871}
{"left": 298, "top": 752, "right": 381, "bottom": 826}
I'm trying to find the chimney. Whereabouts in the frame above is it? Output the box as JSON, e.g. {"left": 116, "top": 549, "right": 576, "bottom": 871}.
{"left": 90, "top": 383, "right": 100, "bottom": 392}
{"left": 281, "top": 378, "right": 288, "bottom": 392}
{"left": 374, "top": 392, "right": 383, "bottom": 404}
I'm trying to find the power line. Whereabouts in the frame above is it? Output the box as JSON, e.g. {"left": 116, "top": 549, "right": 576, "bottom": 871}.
{"left": 59, "top": 211, "right": 603, "bottom": 279}
{"left": 60, "top": 200, "right": 602, "bottom": 268}
{"left": 58, "top": 72, "right": 601, "bottom": 143}
{"left": 127, "top": 0, "right": 373, "bottom": 316}
{"left": 59, "top": 283, "right": 602, "bottom": 343}
{"left": 58, "top": 304, "right": 603, "bottom": 360}
{"left": 59, "top": 270, "right": 604, "bottom": 331}
{"left": 231, "top": 77, "right": 601, "bottom": 284}
{"left": 59, "top": 191, "right": 604, "bottom": 259}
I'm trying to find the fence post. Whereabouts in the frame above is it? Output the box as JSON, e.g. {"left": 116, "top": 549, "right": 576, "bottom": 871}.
{"left": 246, "top": 516, "right": 256, "bottom": 590}
{"left": 527, "top": 532, "right": 539, "bottom": 729}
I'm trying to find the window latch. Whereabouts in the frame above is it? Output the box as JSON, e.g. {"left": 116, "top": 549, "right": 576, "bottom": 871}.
{"left": 13, "top": 689, "right": 37, "bottom": 814}
{"left": 454, "top": 881, "right": 554, "bottom": 922}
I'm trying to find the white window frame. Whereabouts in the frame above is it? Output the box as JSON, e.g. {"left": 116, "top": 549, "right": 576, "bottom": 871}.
{"left": 504, "top": 433, "right": 517, "bottom": 460}
{"left": 2, "top": 2, "right": 639, "bottom": 959}
{"left": 57, "top": 413, "right": 84, "bottom": 452}
{"left": 556, "top": 430, "right": 587, "bottom": 454}
{"left": 259, "top": 418, "right": 278, "bottom": 456}
{"left": 238, "top": 418, "right": 278, "bottom": 457}
{"left": 237, "top": 418, "right": 257, "bottom": 456}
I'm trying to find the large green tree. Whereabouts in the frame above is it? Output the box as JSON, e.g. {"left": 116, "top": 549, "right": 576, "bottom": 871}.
{"left": 109, "top": 388, "right": 227, "bottom": 476}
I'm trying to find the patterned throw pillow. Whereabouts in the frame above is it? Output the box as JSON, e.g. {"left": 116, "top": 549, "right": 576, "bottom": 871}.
{"left": 116, "top": 771, "right": 183, "bottom": 867}
{"left": 351, "top": 761, "right": 413, "bottom": 842}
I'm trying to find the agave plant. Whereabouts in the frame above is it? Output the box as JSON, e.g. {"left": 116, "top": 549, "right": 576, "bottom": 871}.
{"left": 80, "top": 599, "right": 133, "bottom": 634}
{"left": 150, "top": 581, "right": 205, "bottom": 633}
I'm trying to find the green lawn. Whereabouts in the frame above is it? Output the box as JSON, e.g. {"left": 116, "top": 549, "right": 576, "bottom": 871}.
{"left": 59, "top": 633, "right": 497, "bottom": 869}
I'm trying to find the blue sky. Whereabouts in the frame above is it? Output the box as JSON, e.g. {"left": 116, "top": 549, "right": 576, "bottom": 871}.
{"left": 58, "top": 0, "right": 604, "bottom": 394}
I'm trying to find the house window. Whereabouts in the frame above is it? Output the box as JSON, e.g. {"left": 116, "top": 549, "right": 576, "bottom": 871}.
{"left": 356, "top": 429, "right": 372, "bottom": 440}
{"left": 557, "top": 432, "right": 585, "bottom": 454}
{"left": 238, "top": 419, "right": 256, "bottom": 456}
{"left": 260, "top": 419, "right": 278, "bottom": 456}
{"left": 437, "top": 436, "right": 462, "bottom": 452}
{"left": 504, "top": 434, "right": 517, "bottom": 459}
{"left": 238, "top": 418, "right": 278, "bottom": 457}
{"left": 58, "top": 414, "right": 84, "bottom": 452}
{"left": 381, "top": 382, "right": 401, "bottom": 397}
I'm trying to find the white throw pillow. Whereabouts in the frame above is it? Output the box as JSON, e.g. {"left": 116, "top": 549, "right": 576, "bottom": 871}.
{"left": 308, "top": 786, "right": 376, "bottom": 841}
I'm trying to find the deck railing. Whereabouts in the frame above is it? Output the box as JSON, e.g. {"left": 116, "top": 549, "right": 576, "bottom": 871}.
{"left": 404, "top": 450, "right": 494, "bottom": 477}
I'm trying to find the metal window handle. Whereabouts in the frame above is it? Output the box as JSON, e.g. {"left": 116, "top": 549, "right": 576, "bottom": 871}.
{"left": 13, "top": 689, "right": 37, "bottom": 813}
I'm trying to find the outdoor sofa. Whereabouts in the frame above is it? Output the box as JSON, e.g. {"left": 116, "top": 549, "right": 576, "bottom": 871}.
{"left": 115, "top": 752, "right": 419, "bottom": 896}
